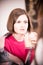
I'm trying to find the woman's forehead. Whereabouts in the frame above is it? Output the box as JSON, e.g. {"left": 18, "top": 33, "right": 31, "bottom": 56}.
{"left": 16, "top": 14, "right": 28, "bottom": 22}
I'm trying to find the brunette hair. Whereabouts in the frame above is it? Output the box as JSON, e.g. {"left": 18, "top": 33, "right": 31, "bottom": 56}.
{"left": 37, "top": 4, "right": 43, "bottom": 38}
{"left": 7, "top": 8, "right": 31, "bottom": 33}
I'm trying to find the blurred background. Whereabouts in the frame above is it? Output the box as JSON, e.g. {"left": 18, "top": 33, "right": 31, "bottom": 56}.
{"left": 0, "top": 0, "right": 43, "bottom": 36}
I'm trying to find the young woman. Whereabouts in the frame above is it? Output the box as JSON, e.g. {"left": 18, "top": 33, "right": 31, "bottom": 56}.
{"left": 0, "top": 8, "right": 37, "bottom": 65}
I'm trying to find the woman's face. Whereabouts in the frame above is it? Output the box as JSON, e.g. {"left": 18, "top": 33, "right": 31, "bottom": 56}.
{"left": 14, "top": 14, "right": 28, "bottom": 35}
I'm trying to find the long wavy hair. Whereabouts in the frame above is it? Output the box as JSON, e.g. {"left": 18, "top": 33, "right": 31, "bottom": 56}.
{"left": 37, "top": 4, "right": 43, "bottom": 38}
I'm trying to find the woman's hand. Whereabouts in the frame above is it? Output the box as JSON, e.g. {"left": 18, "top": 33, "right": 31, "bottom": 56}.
{"left": 29, "top": 32, "right": 38, "bottom": 48}
{"left": 25, "top": 32, "right": 38, "bottom": 48}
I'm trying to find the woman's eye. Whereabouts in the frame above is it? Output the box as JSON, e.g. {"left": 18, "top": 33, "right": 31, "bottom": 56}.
{"left": 17, "top": 21, "right": 21, "bottom": 23}
{"left": 24, "top": 21, "right": 28, "bottom": 23}
{"left": 16, "top": 21, "right": 28, "bottom": 23}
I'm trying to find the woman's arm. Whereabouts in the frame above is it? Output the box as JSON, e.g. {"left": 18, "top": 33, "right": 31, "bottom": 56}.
{"left": 0, "top": 50, "right": 24, "bottom": 65}
{"left": 6, "top": 51, "right": 24, "bottom": 65}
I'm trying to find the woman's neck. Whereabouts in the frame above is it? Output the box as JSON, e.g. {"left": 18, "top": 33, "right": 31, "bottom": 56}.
{"left": 12, "top": 33, "right": 25, "bottom": 41}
